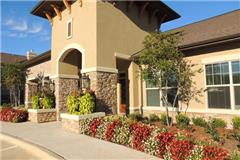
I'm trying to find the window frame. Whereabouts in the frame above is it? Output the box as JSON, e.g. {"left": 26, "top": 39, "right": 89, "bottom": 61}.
{"left": 145, "top": 81, "right": 178, "bottom": 107}
{"left": 66, "top": 18, "right": 73, "bottom": 39}
{"left": 231, "top": 61, "right": 240, "bottom": 109}
{"left": 204, "top": 60, "right": 240, "bottom": 110}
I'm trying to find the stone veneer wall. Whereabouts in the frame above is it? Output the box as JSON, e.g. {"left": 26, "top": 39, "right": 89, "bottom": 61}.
{"left": 61, "top": 112, "right": 105, "bottom": 133}
{"left": 54, "top": 78, "right": 78, "bottom": 120}
{"left": 28, "top": 110, "right": 57, "bottom": 123}
{"left": 87, "top": 71, "right": 117, "bottom": 114}
{"left": 25, "top": 82, "right": 37, "bottom": 108}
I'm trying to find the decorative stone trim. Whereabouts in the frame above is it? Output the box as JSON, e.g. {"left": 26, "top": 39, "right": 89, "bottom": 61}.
{"left": 60, "top": 112, "right": 105, "bottom": 120}
{"left": 61, "top": 112, "right": 105, "bottom": 134}
{"left": 28, "top": 109, "right": 57, "bottom": 123}
{"left": 50, "top": 74, "right": 79, "bottom": 79}
{"left": 28, "top": 109, "right": 57, "bottom": 113}
{"left": 81, "top": 66, "right": 118, "bottom": 73}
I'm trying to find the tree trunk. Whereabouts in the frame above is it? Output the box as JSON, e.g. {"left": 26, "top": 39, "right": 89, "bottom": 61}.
{"left": 18, "top": 87, "right": 20, "bottom": 106}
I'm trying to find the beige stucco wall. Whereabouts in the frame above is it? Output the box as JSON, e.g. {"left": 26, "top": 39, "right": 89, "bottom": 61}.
{"left": 184, "top": 46, "right": 240, "bottom": 110}
{"left": 97, "top": 1, "right": 158, "bottom": 69}
{"left": 141, "top": 43, "right": 240, "bottom": 114}
{"left": 51, "top": 0, "right": 97, "bottom": 76}
{"left": 27, "top": 60, "right": 51, "bottom": 80}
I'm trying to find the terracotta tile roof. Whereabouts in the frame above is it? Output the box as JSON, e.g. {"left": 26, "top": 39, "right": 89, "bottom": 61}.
{"left": 167, "top": 9, "right": 240, "bottom": 49}
{"left": 0, "top": 53, "right": 26, "bottom": 64}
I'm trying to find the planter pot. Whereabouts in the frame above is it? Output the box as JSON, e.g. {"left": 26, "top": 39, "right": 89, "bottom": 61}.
{"left": 60, "top": 112, "right": 106, "bottom": 134}
{"left": 28, "top": 109, "right": 57, "bottom": 123}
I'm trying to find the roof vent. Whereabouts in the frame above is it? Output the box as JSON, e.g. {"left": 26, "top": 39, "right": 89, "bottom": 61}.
{"left": 26, "top": 50, "right": 37, "bottom": 60}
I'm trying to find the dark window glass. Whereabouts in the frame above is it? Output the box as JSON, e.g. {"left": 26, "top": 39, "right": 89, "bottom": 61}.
{"left": 68, "top": 22, "right": 72, "bottom": 37}
{"left": 222, "top": 74, "right": 229, "bottom": 84}
{"left": 232, "top": 61, "right": 240, "bottom": 84}
{"left": 214, "top": 75, "right": 221, "bottom": 85}
{"left": 234, "top": 86, "right": 240, "bottom": 109}
{"left": 207, "top": 87, "right": 231, "bottom": 109}
{"left": 213, "top": 64, "right": 221, "bottom": 74}
{"left": 146, "top": 81, "right": 157, "bottom": 88}
{"left": 146, "top": 90, "right": 160, "bottom": 106}
{"left": 162, "top": 88, "right": 178, "bottom": 107}
{"left": 205, "top": 63, "right": 229, "bottom": 85}
{"left": 206, "top": 65, "right": 212, "bottom": 75}
{"left": 206, "top": 75, "right": 213, "bottom": 85}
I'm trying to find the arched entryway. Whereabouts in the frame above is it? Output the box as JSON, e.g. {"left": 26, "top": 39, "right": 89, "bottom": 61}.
{"left": 55, "top": 48, "right": 83, "bottom": 119}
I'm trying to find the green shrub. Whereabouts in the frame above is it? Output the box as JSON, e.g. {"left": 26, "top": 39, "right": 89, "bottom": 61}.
{"left": 227, "top": 150, "right": 240, "bottom": 160}
{"left": 206, "top": 125, "right": 220, "bottom": 142}
{"left": 1, "top": 103, "right": 11, "bottom": 108}
{"left": 128, "top": 112, "right": 143, "bottom": 122}
{"left": 149, "top": 114, "right": 160, "bottom": 122}
{"left": 192, "top": 117, "right": 207, "bottom": 127}
{"left": 209, "top": 118, "right": 227, "bottom": 128}
{"left": 233, "top": 129, "right": 240, "bottom": 142}
{"left": 67, "top": 95, "right": 80, "bottom": 114}
{"left": 232, "top": 116, "right": 240, "bottom": 129}
{"left": 176, "top": 113, "right": 190, "bottom": 127}
{"left": 159, "top": 113, "right": 172, "bottom": 125}
{"left": 42, "top": 96, "right": 55, "bottom": 109}
{"left": 79, "top": 93, "right": 95, "bottom": 115}
{"left": 32, "top": 96, "right": 39, "bottom": 109}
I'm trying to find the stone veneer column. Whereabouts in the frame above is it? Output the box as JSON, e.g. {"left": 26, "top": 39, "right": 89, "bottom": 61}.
{"left": 54, "top": 78, "right": 78, "bottom": 120}
{"left": 86, "top": 71, "right": 117, "bottom": 114}
{"left": 25, "top": 82, "right": 37, "bottom": 108}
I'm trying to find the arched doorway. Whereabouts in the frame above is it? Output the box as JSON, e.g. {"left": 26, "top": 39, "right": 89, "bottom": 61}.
{"left": 55, "top": 48, "right": 82, "bottom": 119}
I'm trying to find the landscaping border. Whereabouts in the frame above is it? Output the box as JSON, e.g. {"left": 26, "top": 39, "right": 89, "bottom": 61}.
{"left": 28, "top": 109, "right": 57, "bottom": 123}
{"left": 60, "top": 112, "right": 105, "bottom": 133}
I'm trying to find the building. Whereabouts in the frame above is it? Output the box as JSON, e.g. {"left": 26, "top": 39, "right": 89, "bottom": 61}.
{"left": 1, "top": 52, "right": 27, "bottom": 104}
{"left": 25, "top": 0, "right": 239, "bottom": 121}
{"left": 25, "top": 0, "right": 179, "bottom": 119}
{"left": 139, "top": 10, "right": 240, "bottom": 121}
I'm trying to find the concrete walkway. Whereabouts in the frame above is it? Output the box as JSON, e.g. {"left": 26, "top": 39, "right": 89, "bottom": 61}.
{"left": 0, "top": 121, "right": 158, "bottom": 160}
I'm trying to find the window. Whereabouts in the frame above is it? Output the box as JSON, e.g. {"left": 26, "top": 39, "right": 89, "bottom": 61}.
{"left": 205, "top": 60, "right": 240, "bottom": 109}
{"left": 232, "top": 61, "right": 240, "bottom": 109}
{"left": 67, "top": 19, "right": 72, "bottom": 39}
{"left": 146, "top": 80, "right": 178, "bottom": 107}
{"left": 146, "top": 81, "right": 160, "bottom": 106}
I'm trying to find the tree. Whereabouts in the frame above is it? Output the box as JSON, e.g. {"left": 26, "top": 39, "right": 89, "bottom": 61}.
{"left": 1, "top": 63, "right": 28, "bottom": 106}
{"left": 134, "top": 32, "right": 202, "bottom": 126}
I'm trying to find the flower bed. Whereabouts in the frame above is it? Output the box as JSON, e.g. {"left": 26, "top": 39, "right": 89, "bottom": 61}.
{"left": 28, "top": 109, "right": 57, "bottom": 123}
{"left": 79, "top": 115, "right": 229, "bottom": 160}
{"left": 0, "top": 107, "right": 28, "bottom": 123}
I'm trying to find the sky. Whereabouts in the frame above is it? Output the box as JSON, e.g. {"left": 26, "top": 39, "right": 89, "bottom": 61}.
{"left": 0, "top": 0, "right": 240, "bottom": 56}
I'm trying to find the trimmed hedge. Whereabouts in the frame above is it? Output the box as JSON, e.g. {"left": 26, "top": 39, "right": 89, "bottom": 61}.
{"left": 79, "top": 115, "right": 228, "bottom": 159}
{"left": 0, "top": 108, "right": 28, "bottom": 123}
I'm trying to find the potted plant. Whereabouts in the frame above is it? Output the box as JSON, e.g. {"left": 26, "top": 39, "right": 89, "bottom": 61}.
{"left": 60, "top": 90, "right": 105, "bottom": 133}
{"left": 28, "top": 73, "right": 57, "bottom": 123}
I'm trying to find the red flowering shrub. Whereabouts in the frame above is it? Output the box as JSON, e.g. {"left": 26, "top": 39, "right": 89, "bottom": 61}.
{"left": 0, "top": 108, "right": 28, "bottom": 123}
{"left": 155, "top": 132, "right": 175, "bottom": 158}
{"left": 89, "top": 118, "right": 102, "bottom": 137}
{"left": 105, "top": 120, "right": 121, "bottom": 141}
{"left": 203, "top": 146, "right": 228, "bottom": 160}
{"left": 169, "top": 139, "right": 194, "bottom": 160}
{"left": 130, "top": 123, "right": 152, "bottom": 151}
{"left": 78, "top": 116, "right": 230, "bottom": 158}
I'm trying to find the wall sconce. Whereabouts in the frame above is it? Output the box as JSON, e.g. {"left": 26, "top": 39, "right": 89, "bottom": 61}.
{"left": 81, "top": 73, "right": 90, "bottom": 89}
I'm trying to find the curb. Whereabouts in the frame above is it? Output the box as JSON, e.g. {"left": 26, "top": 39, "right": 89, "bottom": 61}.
{"left": 0, "top": 132, "right": 65, "bottom": 160}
